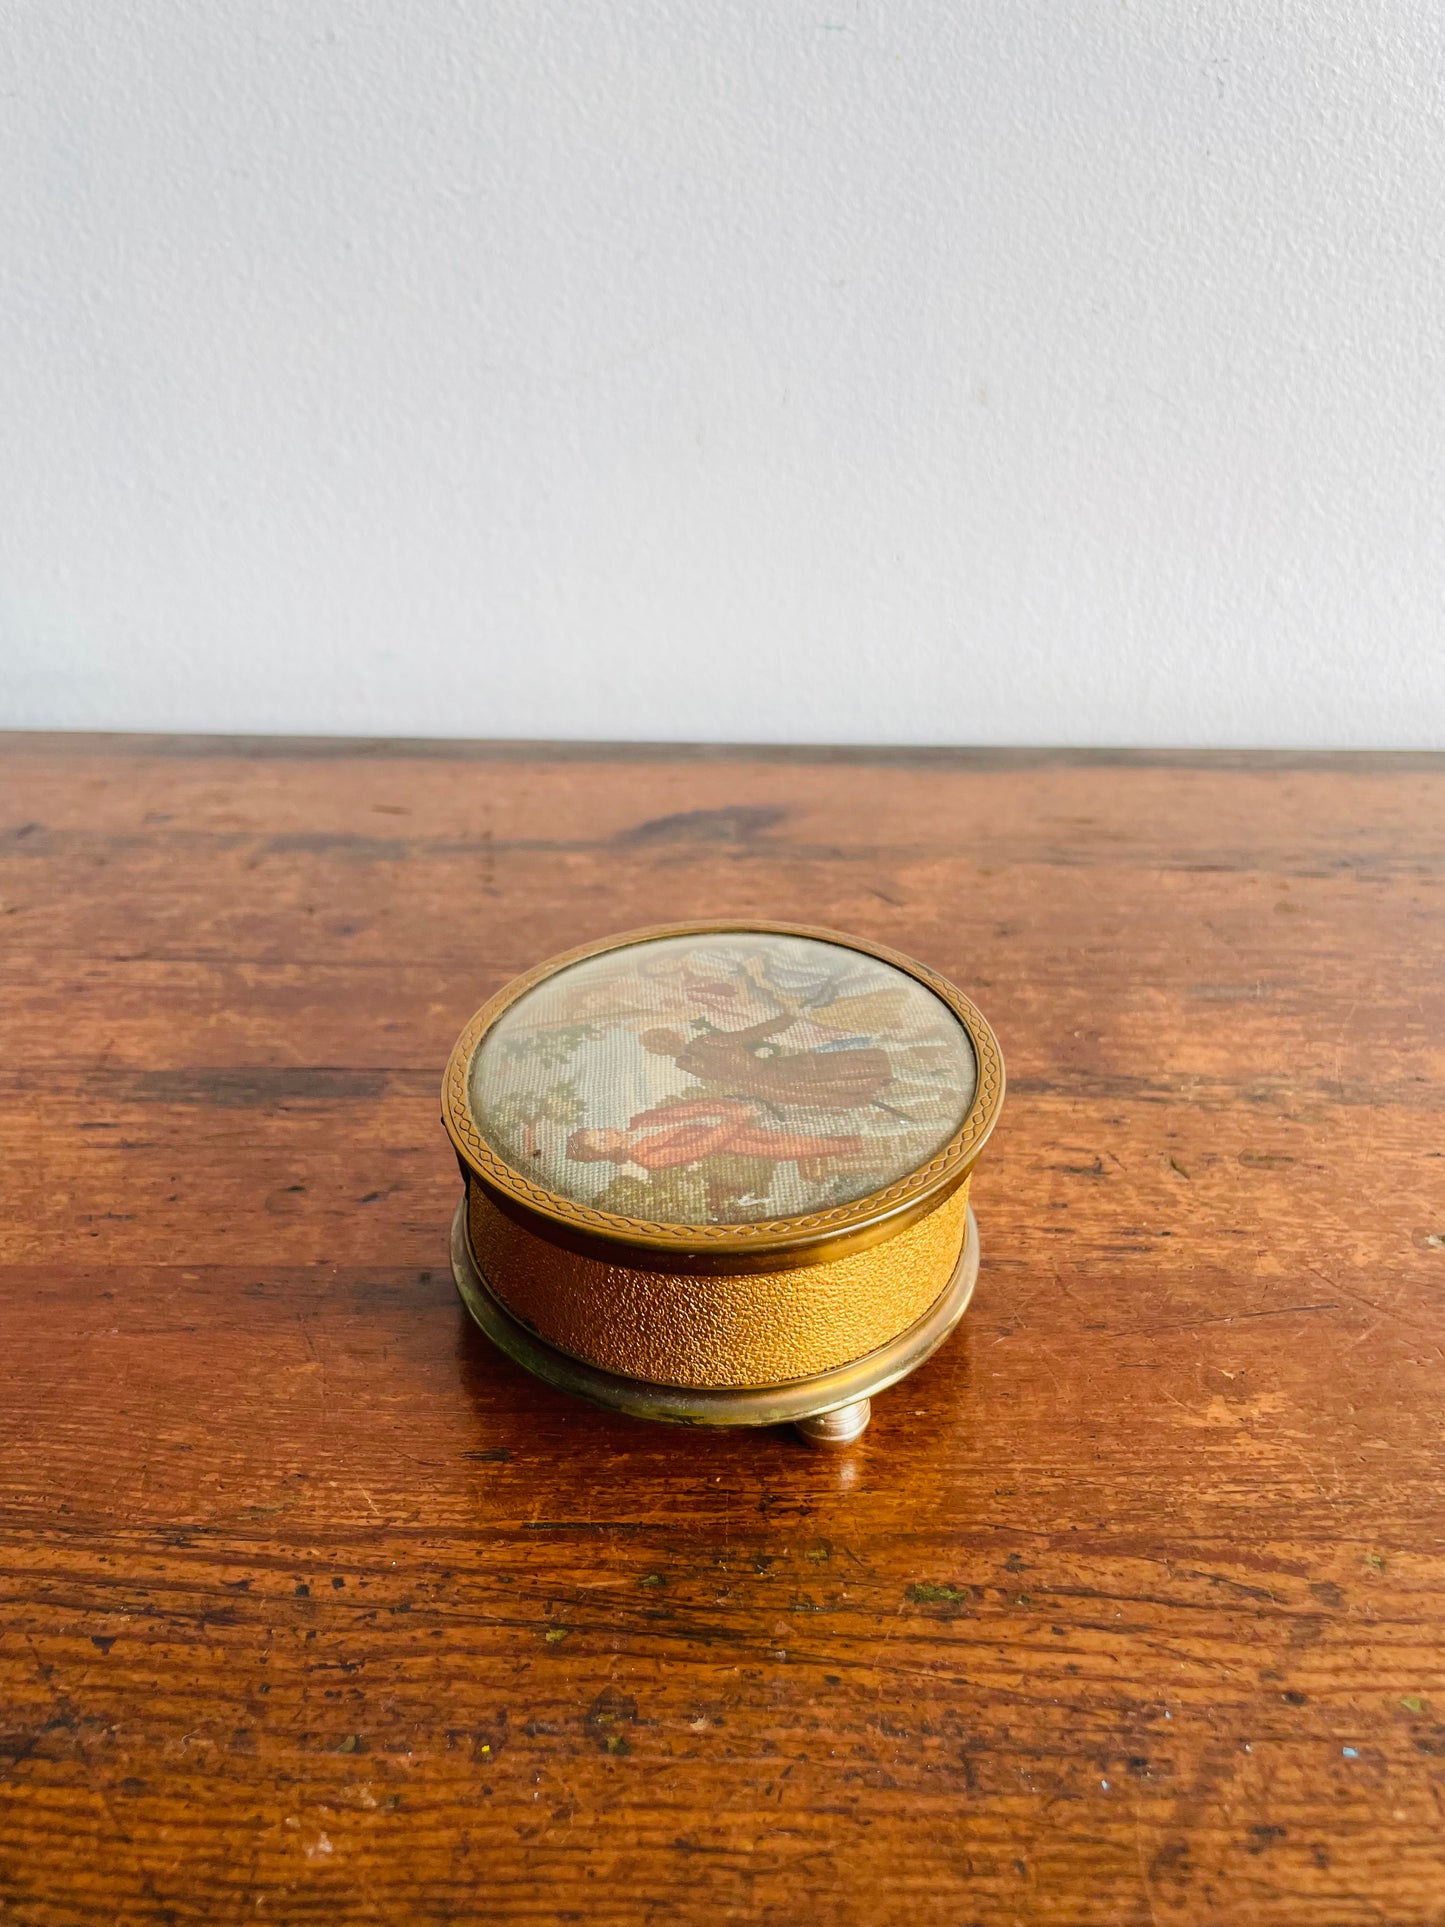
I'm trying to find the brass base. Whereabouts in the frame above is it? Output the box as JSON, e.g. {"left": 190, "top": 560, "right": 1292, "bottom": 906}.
{"left": 450, "top": 1199, "right": 979, "bottom": 1436}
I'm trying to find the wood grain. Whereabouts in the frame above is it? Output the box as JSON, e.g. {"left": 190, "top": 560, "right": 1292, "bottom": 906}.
{"left": 2, "top": 734, "right": 1443, "bottom": 1925}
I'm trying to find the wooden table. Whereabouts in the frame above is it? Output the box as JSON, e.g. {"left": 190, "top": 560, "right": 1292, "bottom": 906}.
{"left": 2, "top": 735, "right": 1443, "bottom": 1926}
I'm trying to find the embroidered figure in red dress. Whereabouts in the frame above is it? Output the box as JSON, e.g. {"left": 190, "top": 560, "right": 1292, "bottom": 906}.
{"left": 567, "top": 1098, "right": 868, "bottom": 1171}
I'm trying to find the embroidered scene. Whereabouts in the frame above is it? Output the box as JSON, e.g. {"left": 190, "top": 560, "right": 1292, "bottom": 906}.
{"left": 470, "top": 932, "right": 976, "bottom": 1225}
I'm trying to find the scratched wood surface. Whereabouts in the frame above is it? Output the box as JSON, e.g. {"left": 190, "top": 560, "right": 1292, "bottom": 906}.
{"left": 1, "top": 734, "right": 1443, "bottom": 1927}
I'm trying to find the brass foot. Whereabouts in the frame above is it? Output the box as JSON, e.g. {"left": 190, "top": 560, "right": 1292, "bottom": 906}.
{"left": 794, "top": 1397, "right": 871, "bottom": 1447}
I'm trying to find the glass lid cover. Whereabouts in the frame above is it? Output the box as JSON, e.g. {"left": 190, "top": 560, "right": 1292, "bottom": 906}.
{"left": 469, "top": 930, "right": 978, "bottom": 1227}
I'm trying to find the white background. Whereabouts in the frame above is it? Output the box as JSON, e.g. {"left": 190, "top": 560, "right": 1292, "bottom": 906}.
{"left": 2, "top": 2, "right": 1442, "bottom": 747}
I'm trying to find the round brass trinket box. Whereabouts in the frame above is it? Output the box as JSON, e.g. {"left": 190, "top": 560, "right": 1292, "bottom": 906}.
{"left": 443, "top": 921, "right": 1003, "bottom": 1444}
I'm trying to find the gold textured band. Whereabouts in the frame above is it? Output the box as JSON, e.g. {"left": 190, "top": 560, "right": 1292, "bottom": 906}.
{"left": 465, "top": 1178, "right": 971, "bottom": 1392}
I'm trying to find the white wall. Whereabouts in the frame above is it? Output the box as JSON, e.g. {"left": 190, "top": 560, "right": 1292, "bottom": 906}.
{"left": 2, "top": 2, "right": 1442, "bottom": 747}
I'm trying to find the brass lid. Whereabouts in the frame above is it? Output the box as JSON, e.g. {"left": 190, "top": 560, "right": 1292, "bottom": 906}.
{"left": 442, "top": 920, "right": 1004, "bottom": 1273}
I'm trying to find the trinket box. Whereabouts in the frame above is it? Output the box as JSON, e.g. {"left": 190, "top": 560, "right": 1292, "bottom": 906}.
{"left": 443, "top": 921, "right": 1003, "bottom": 1443}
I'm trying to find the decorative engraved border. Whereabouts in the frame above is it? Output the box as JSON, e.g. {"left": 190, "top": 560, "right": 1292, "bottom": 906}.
{"left": 441, "top": 919, "right": 1004, "bottom": 1259}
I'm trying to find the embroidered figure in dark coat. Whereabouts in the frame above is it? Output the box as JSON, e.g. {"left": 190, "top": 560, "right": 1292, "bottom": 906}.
{"left": 640, "top": 1014, "right": 893, "bottom": 1111}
